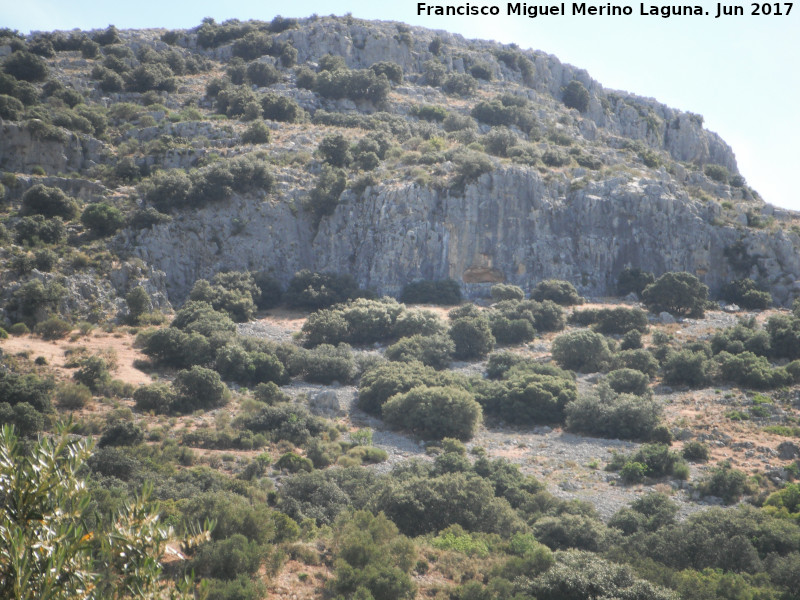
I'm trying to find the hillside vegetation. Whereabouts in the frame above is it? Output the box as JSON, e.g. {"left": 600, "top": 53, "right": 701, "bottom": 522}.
{"left": 2, "top": 15, "right": 800, "bottom": 600}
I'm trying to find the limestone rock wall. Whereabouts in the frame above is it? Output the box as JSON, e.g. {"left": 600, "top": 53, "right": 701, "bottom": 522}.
{"left": 131, "top": 166, "right": 800, "bottom": 305}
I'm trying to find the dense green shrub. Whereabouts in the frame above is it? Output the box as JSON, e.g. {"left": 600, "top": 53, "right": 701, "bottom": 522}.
{"left": 520, "top": 550, "right": 676, "bottom": 600}
{"left": 305, "top": 164, "right": 346, "bottom": 221}
{"left": 34, "top": 316, "right": 72, "bottom": 340}
{"left": 565, "top": 383, "right": 662, "bottom": 440}
{"left": 490, "top": 284, "right": 525, "bottom": 302}
{"left": 315, "top": 67, "right": 391, "bottom": 103}
{"left": 214, "top": 343, "right": 287, "bottom": 386}
{"left": 451, "top": 151, "right": 493, "bottom": 192}
{"left": 531, "top": 280, "right": 583, "bottom": 306}
{"left": 0, "top": 402, "right": 45, "bottom": 437}
{"left": 127, "top": 63, "right": 176, "bottom": 92}
{"left": 73, "top": 355, "right": 111, "bottom": 392}
{"left": 261, "top": 93, "right": 303, "bottom": 122}
{"left": 594, "top": 307, "right": 649, "bottom": 334}
{"left": 442, "top": 73, "right": 477, "bottom": 96}
{"left": 489, "top": 315, "right": 536, "bottom": 345}
{"left": 358, "top": 361, "right": 465, "bottom": 415}
{"left": 171, "top": 301, "right": 237, "bottom": 337}
{"left": 244, "top": 403, "right": 327, "bottom": 446}
{"left": 300, "top": 343, "right": 357, "bottom": 384}
{"left": 241, "top": 120, "right": 271, "bottom": 144}
{"left": 449, "top": 316, "right": 495, "bottom": 360}
{"left": 385, "top": 334, "right": 454, "bottom": 370}
{"left": 171, "top": 366, "right": 229, "bottom": 413}
{"left": 3, "top": 50, "right": 48, "bottom": 82}
{"left": 704, "top": 163, "right": 730, "bottom": 183}
{"left": 532, "top": 514, "right": 608, "bottom": 552}
{"left": 605, "top": 368, "right": 650, "bottom": 395}
{"left": 766, "top": 314, "right": 800, "bottom": 360}
{"left": 642, "top": 271, "right": 708, "bottom": 318}
{"left": 661, "top": 350, "right": 710, "bottom": 387}
{"left": 710, "top": 318, "right": 770, "bottom": 357}
{"left": 562, "top": 80, "right": 590, "bottom": 112}
{"left": 98, "top": 420, "right": 144, "bottom": 447}
{"left": 11, "top": 279, "right": 65, "bottom": 320}
{"left": 56, "top": 382, "right": 92, "bottom": 410}
{"left": 697, "top": 462, "right": 753, "bottom": 503}
{"left": 81, "top": 202, "right": 125, "bottom": 236}
{"left": 133, "top": 383, "right": 174, "bottom": 414}
{"left": 0, "top": 94, "right": 23, "bottom": 120}
{"left": 21, "top": 185, "right": 79, "bottom": 220}
{"left": 551, "top": 330, "right": 613, "bottom": 372}
{"left": 723, "top": 278, "right": 771, "bottom": 309}
{"left": 400, "top": 279, "right": 462, "bottom": 305}
{"left": 682, "top": 440, "right": 709, "bottom": 462}
{"left": 318, "top": 133, "right": 351, "bottom": 167}
{"left": 474, "top": 366, "right": 577, "bottom": 425}
{"left": 141, "top": 327, "right": 212, "bottom": 369}
{"left": 285, "top": 270, "right": 364, "bottom": 310}
{"left": 191, "top": 535, "right": 264, "bottom": 580}
{"left": 714, "top": 351, "right": 790, "bottom": 389}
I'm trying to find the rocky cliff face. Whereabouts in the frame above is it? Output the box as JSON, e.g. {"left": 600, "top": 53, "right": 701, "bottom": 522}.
{"left": 131, "top": 165, "right": 800, "bottom": 304}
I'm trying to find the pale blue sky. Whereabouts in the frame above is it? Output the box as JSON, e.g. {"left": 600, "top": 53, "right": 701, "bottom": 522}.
{"left": 3, "top": 0, "right": 798, "bottom": 210}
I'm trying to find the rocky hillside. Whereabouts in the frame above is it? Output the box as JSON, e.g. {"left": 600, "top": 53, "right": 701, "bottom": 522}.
{"left": 1, "top": 15, "right": 799, "bottom": 319}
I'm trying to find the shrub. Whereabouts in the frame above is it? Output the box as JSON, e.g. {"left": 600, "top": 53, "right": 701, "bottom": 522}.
{"left": 714, "top": 351, "right": 790, "bottom": 389}
{"left": 81, "top": 202, "right": 125, "bottom": 236}
{"left": 383, "top": 385, "right": 482, "bottom": 440}
{"left": 551, "top": 330, "right": 613, "bottom": 372}
{"left": 565, "top": 383, "right": 662, "bottom": 440}
{"left": 697, "top": 463, "right": 753, "bottom": 503}
{"left": 400, "top": 279, "right": 462, "bottom": 305}
{"left": 358, "top": 361, "right": 465, "bottom": 415}
{"left": 642, "top": 271, "right": 709, "bottom": 318}
{"left": 682, "top": 440, "right": 710, "bottom": 462}
{"left": 617, "top": 267, "right": 655, "bottom": 296}
{"left": 73, "top": 356, "right": 111, "bottom": 392}
{"left": 246, "top": 60, "right": 279, "bottom": 86}
{"left": 171, "top": 301, "right": 237, "bottom": 336}
{"left": 469, "top": 61, "right": 493, "bottom": 80}
{"left": 171, "top": 366, "right": 229, "bottom": 413}
{"left": 385, "top": 334, "right": 454, "bottom": 370}
{"left": 133, "top": 383, "right": 174, "bottom": 414}
{"left": 593, "top": 307, "right": 649, "bottom": 335}
{"left": 34, "top": 316, "right": 73, "bottom": 340}
{"left": 704, "top": 164, "right": 730, "bottom": 183}
{"left": 21, "top": 185, "right": 79, "bottom": 220}
{"left": 449, "top": 316, "right": 495, "bottom": 360}
{"left": 605, "top": 368, "right": 650, "bottom": 395}
{"left": 261, "top": 93, "right": 303, "bottom": 122}
{"left": 98, "top": 420, "right": 144, "bottom": 447}
{"left": 489, "top": 316, "right": 536, "bottom": 345}
{"left": 562, "top": 80, "right": 590, "bottom": 112}
{"left": 241, "top": 120, "right": 271, "bottom": 144}
{"left": 451, "top": 151, "right": 493, "bottom": 192}
{"left": 0, "top": 94, "right": 23, "bottom": 120}
{"left": 276, "top": 452, "right": 314, "bottom": 473}
{"left": 442, "top": 73, "right": 477, "bottom": 96}
{"left": 318, "top": 133, "right": 351, "bottom": 167}
{"left": 370, "top": 61, "right": 403, "bottom": 84}
{"left": 532, "top": 515, "right": 608, "bottom": 552}
{"left": 305, "top": 165, "right": 347, "bottom": 221}
{"left": 3, "top": 50, "right": 48, "bottom": 82}
{"left": 285, "top": 270, "right": 363, "bottom": 310}
{"left": 766, "top": 314, "right": 800, "bottom": 360}
{"left": 531, "top": 280, "right": 583, "bottom": 305}
{"left": 56, "top": 382, "right": 92, "bottom": 410}
{"left": 723, "top": 278, "right": 771, "bottom": 309}
{"left": 662, "top": 350, "right": 710, "bottom": 387}
{"left": 490, "top": 284, "right": 525, "bottom": 302}
{"left": 244, "top": 403, "right": 326, "bottom": 446}
{"left": 300, "top": 343, "right": 357, "bottom": 384}
{"left": 474, "top": 367, "right": 577, "bottom": 425}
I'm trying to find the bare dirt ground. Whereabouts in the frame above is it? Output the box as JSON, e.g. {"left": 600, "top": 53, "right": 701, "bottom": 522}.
{"left": 1, "top": 329, "right": 152, "bottom": 385}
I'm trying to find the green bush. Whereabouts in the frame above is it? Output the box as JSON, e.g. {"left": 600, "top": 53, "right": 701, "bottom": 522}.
{"left": 605, "top": 368, "right": 650, "bottom": 395}
{"left": 133, "top": 383, "right": 174, "bottom": 414}
{"left": 449, "top": 316, "right": 495, "bottom": 360}
{"left": 400, "top": 279, "right": 462, "bottom": 305}
{"left": 551, "top": 330, "right": 613, "bottom": 372}
{"left": 0, "top": 94, "right": 23, "bottom": 120}
{"left": 318, "top": 133, "right": 351, "bottom": 167}
{"left": 55, "top": 382, "right": 92, "bottom": 410}
{"left": 3, "top": 50, "right": 48, "bottom": 82}
{"left": 710, "top": 318, "right": 770, "bottom": 356}
{"left": 73, "top": 355, "right": 111, "bottom": 392}
{"left": 766, "top": 314, "right": 800, "bottom": 360}
{"left": 490, "top": 284, "right": 525, "bottom": 302}
{"left": 562, "top": 80, "right": 590, "bottom": 112}
{"left": 261, "top": 93, "right": 303, "bottom": 122}
{"left": 305, "top": 165, "right": 347, "bottom": 221}
{"left": 662, "top": 350, "right": 709, "bottom": 387}
{"left": 276, "top": 452, "right": 314, "bottom": 473}
{"left": 532, "top": 514, "right": 608, "bottom": 552}
{"left": 682, "top": 440, "right": 709, "bottom": 462}
{"left": 98, "top": 420, "right": 144, "bottom": 447}
{"left": 697, "top": 463, "right": 752, "bottom": 503}
{"left": 531, "top": 280, "right": 583, "bottom": 306}
{"left": 244, "top": 403, "right": 327, "bottom": 446}
{"left": 385, "top": 334, "right": 454, "bottom": 370}
{"left": 704, "top": 163, "right": 730, "bottom": 183}
{"left": 565, "top": 383, "right": 662, "bottom": 440}
{"left": 442, "top": 73, "right": 477, "bottom": 96}
{"left": 474, "top": 367, "right": 577, "bottom": 425}
{"left": 81, "top": 202, "right": 125, "bottom": 236}
{"left": 300, "top": 343, "right": 357, "bottom": 384}
{"left": 451, "top": 150, "right": 493, "bottom": 192}
{"left": 358, "top": 361, "right": 465, "bottom": 415}
{"left": 642, "top": 271, "right": 709, "bottom": 318}
{"left": 593, "top": 307, "right": 649, "bottom": 335}
{"left": 241, "top": 120, "right": 271, "bottom": 144}
{"left": 617, "top": 267, "right": 656, "bottom": 296}
{"left": 285, "top": 270, "right": 364, "bottom": 310}
{"left": 489, "top": 316, "right": 536, "bottom": 345}
{"left": 21, "top": 185, "right": 79, "bottom": 220}
{"left": 383, "top": 385, "right": 481, "bottom": 440}
{"left": 723, "top": 278, "right": 771, "bottom": 309}
{"left": 171, "top": 366, "right": 229, "bottom": 413}
{"left": 191, "top": 535, "right": 264, "bottom": 580}
{"left": 714, "top": 350, "right": 790, "bottom": 389}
